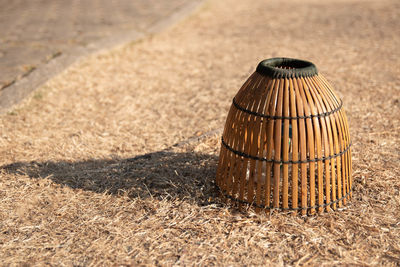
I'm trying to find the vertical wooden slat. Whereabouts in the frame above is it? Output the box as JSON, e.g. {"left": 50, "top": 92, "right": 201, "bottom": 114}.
{"left": 294, "top": 78, "right": 308, "bottom": 215}
{"left": 216, "top": 146, "right": 227, "bottom": 190}
{"left": 235, "top": 72, "right": 258, "bottom": 101}
{"left": 255, "top": 79, "right": 274, "bottom": 210}
{"left": 245, "top": 77, "right": 266, "bottom": 205}
{"left": 218, "top": 103, "right": 239, "bottom": 191}
{"left": 329, "top": 105, "right": 342, "bottom": 208}
{"left": 303, "top": 76, "right": 324, "bottom": 213}
{"left": 218, "top": 108, "right": 236, "bottom": 197}
{"left": 237, "top": 78, "right": 262, "bottom": 208}
{"left": 336, "top": 109, "right": 348, "bottom": 205}
{"left": 273, "top": 78, "right": 284, "bottom": 209}
{"left": 319, "top": 74, "right": 352, "bottom": 200}
{"left": 311, "top": 75, "right": 338, "bottom": 210}
{"left": 282, "top": 78, "right": 290, "bottom": 210}
{"left": 343, "top": 145, "right": 348, "bottom": 205}
{"left": 342, "top": 111, "right": 352, "bottom": 198}
{"left": 349, "top": 147, "right": 353, "bottom": 198}
{"left": 229, "top": 76, "right": 262, "bottom": 202}
{"left": 223, "top": 92, "right": 247, "bottom": 198}
{"left": 318, "top": 75, "right": 342, "bottom": 108}
{"left": 342, "top": 110, "right": 352, "bottom": 200}
{"left": 289, "top": 78, "right": 299, "bottom": 212}
{"left": 299, "top": 78, "right": 316, "bottom": 215}
{"left": 343, "top": 112, "right": 353, "bottom": 199}
{"left": 264, "top": 78, "right": 281, "bottom": 210}
{"left": 324, "top": 75, "right": 348, "bottom": 204}
{"left": 305, "top": 76, "right": 333, "bottom": 212}
{"left": 314, "top": 75, "right": 345, "bottom": 208}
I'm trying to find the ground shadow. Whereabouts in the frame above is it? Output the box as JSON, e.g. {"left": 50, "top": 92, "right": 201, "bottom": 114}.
{"left": 2, "top": 151, "right": 219, "bottom": 205}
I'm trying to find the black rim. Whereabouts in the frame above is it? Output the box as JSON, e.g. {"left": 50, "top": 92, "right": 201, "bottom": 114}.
{"left": 256, "top": 57, "right": 318, "bottom": 78}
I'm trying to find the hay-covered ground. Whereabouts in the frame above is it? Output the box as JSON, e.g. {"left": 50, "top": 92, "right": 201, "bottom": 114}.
{"left": 1, "top": 0, "right": 399, "bottom": 265}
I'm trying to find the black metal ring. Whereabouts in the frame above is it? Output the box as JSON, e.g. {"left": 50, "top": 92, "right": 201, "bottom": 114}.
{"left": 221, "top": 136, "right": 351, "bottom": 164}
{"left": 232, "top": 97, "right": 343, "bottom": 120}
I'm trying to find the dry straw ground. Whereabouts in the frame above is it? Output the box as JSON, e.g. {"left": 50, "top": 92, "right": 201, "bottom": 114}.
{"left": 1, "top": 0, "right": 400, "bottom": 265}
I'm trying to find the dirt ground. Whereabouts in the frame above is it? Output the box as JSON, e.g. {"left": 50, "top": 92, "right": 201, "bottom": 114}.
{"left": 1, "top": 0, "right": 399, "bottom": 265}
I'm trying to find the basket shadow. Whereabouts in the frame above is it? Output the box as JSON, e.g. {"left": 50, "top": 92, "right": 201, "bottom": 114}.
{"left": 2, "top": 151, "right": 219, "bottom": 205}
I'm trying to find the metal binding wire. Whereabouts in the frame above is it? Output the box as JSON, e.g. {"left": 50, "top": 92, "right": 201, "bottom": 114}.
{"left": 232, "top": 97, "right": 343, "bottom": 120}
{"left": 221, "top": 136, "right": 351, "bottom": 164}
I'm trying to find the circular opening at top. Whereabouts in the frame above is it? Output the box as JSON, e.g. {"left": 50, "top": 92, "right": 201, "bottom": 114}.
{"left": 256, "top": 57, "right": 318, "bottom": 78}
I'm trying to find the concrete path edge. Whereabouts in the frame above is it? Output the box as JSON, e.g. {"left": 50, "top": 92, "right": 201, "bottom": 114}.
{"left": 0, "top": 0, "right": 205, "bottom": 114}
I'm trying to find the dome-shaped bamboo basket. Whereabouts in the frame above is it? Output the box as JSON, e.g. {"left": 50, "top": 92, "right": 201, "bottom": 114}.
{"left": 216, "top": 58, "right": 352, "bottom": 215}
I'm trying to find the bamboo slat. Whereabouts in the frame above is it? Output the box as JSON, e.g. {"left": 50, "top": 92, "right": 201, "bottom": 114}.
{"left": 216, "top": 58, "right": 352, "bottom": 215}
{"left": 289, "top": 78, "right": 299, "bottom": 211}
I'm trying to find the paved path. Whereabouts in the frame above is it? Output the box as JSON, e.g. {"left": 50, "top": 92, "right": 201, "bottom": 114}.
{"left": 0, "top": 0, "right": 196, "bottom": 91}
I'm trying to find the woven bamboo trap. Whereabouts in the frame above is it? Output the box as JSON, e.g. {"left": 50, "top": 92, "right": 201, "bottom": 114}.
{"left": 216, "top": 58, "right": 352, "bottom": 215}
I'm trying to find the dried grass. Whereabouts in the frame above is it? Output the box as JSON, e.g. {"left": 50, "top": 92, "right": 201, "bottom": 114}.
{"left": 1, "top": 0, "right": 400, "bottom": 265}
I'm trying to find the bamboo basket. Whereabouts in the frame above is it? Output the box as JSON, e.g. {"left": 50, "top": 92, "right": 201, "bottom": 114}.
{"left": 216, "top": 58, "right": 352, "bottom": 215}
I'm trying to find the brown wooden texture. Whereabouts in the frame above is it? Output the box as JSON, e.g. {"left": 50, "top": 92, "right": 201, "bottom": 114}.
{"left": 216, "top": 67, "right": 352, "bottom": 215}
